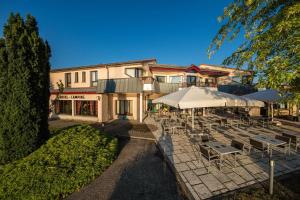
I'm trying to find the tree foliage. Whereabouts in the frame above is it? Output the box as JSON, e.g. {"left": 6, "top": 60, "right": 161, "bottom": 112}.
{"left": 209, "top": 0, "right": 300, "bottom": 102}
{"left": 0, "top": 13, "right": 51, "bottom": 163}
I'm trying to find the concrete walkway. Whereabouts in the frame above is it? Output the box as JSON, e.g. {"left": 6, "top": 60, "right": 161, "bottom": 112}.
{"left": 67, "top": 139, "right": 184, "bottom": 200}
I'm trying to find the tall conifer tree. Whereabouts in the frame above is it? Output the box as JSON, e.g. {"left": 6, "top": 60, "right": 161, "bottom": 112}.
{"left": 0, "top": 13, "right": 51, "bottom": 163}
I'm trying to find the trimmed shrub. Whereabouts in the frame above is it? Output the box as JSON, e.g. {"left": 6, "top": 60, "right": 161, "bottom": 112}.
{"left": 0, "top": 125, "right": 118, "bottom": 199}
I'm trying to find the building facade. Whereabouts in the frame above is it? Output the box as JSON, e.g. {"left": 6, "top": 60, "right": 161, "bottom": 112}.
{"left": 49, "top": 59, "right": 251, "bottom": 122}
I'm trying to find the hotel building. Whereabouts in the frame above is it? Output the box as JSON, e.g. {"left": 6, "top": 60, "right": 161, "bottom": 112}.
{"left": 49, "top": 59, "right": 252, "bottom": 122}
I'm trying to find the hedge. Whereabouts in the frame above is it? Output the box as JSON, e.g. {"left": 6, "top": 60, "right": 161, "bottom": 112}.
{"left": 0, "top": 125, "right": 118, "bottom": 199}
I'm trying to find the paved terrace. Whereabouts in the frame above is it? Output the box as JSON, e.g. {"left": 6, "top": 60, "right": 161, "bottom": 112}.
{"left": 145, "top": 116, "right": 300, "bottom": 200}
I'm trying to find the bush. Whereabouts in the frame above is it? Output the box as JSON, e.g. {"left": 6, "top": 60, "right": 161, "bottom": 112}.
{"left": 0, "top": 125, "right": 118, "bottom": 199}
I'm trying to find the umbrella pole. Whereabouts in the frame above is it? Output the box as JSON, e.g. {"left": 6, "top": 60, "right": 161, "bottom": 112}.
{"left": 271, "top": 103, "right": 274, "bottom": 122}
{"left": 192, "top": 108, "right": 195, "bottom": 130}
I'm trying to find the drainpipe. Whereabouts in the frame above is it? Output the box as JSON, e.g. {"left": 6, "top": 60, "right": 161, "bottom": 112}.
{"left": 139, "top": 93, "right": 143, "bottom": 123}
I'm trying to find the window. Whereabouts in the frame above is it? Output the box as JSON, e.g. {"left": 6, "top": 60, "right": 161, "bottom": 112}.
{"left": 75, "top": 101, "right": 98, "bottom": 116}
{"left": 82, "top": 71, "right": 86, "bottom": 82}
{"left": 187, "top": 76, "right": 197, "bottom": 86}
{"left": 156, "top": 76, "right": 166, "bottom": 83}
{"left": 115, "top": 100, "right": 133, "bottom": 115}
{"left": 125, "top": 68, "right": 143, "bottom": 77}
{"left": 55, "top": 100, "right": 72, "bottom": 115}
{"left": 90, "top": 71, "right": 98, "bottom": 87}
{"left": 65, "top": 73, "right": 71, "bottom": 88}
{"left": 75, "top": 72, "right": 79, "bottom": 83}
{"left": 170, "top": 76, "right": 181, "bottom": 83}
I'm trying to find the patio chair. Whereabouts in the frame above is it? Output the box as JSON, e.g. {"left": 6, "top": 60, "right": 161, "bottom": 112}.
{"left": 199, "top": 144, "right": 220, "bottom": 172}
{"left": 200, "top": 135, "right": 210, "bottom": 143}
{"left": 249, "top": 138, "right": 268, "bottom": 158}
{"left": 275, "top": 135, "right": 291, "bottom": 156}
{"left": 282, "top": 133, "right": 299, "bottom": 152}
{"left": 161, "top": 124, "right": 171, "bottom": 135}
{"left": 231, "top": 139, "right": 251, "bottom": 155}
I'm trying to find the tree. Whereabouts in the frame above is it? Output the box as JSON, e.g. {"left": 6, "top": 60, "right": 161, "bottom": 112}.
{"left": 0, "top": 13, "right": 51, "bottom": 163}
{"left": 209, "top": 0, "right": 300, "bottom": 103}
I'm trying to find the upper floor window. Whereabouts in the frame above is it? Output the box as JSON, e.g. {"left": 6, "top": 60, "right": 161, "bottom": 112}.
{"left": 65, "top": 73, "right": 71, "bottom": 88}
{"left": 90, "top": 71, "right": 98, "bottom": 87}
{"left": 125, "top": 68, "right": 143, "bottom": 78}
{"left": 75, "top": 72, "right": 79, "bottom": 83}
{"left": 156, "top": 76, "right": 166, "bottom": 83}
{"left": 82, "top": 71, "right": 86, "bottom": 82}
{"left": 170, "top": 76, "right": 181, "bottom": 83}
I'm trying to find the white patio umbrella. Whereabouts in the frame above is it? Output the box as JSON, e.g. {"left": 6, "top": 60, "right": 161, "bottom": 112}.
{"left": 153, "top": 86, "right": 264, "bottom": 129}
{"left": 243, "top": 89, "right": 283, "bottom": 121}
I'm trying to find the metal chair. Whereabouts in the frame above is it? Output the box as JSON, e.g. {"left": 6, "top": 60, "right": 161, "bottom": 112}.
{"left": 250, "top": 138, "right": 268, "bottom": 158}
{"left": 231, "top": 139, "right": 251, "bottom": 155}
{"left": 275, "top": 135, "right": 291, "bottom": 155}
{"left": 199, "top": 144, "right": 220, "bottom": 172}
{"left": 282, "top": 133, "right": 300, "bottom": 152}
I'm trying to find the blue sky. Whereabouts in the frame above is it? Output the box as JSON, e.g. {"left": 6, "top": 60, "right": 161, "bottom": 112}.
{"left": 0, "top": 0, "right": 242, "bottom": 69}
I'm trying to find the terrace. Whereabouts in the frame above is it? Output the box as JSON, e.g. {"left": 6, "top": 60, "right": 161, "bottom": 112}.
{"left": 145, "top": 111, "right": 300, "bottom": 199}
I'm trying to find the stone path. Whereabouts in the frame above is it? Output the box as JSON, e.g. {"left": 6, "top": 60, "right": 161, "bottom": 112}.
{"left": 145, "top": 116, "right": 300, "bottom": 200}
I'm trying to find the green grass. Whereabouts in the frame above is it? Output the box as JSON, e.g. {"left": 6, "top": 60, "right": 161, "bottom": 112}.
{"left": 0, "top": 125, "right": 118, "bottom": 200}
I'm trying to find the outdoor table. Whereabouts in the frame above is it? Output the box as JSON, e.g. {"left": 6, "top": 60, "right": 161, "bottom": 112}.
{"left": 204, "top": 141, "right": 241, "bottom": 170}
{"left": 252, "top": 135, "right": 286, "bottom": 157}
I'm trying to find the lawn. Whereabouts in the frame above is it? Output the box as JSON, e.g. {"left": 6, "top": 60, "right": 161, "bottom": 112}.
{"left": 0, "top": 125, "right": 118, "bottom": 199}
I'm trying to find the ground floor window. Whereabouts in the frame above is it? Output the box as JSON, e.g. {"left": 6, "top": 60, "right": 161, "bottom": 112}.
{"left": 115, "top": 100, "right": 133, "bottom": 115}
{"left": 75, "top": 100, "right": 98, "bottom": 116}
{"left": 55, "top": 100, "right": 72, "bottom": 115}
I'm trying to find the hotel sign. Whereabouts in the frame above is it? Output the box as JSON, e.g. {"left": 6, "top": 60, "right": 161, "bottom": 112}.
{"left": 59, "top": 95, "right": 85, "bottom": 99}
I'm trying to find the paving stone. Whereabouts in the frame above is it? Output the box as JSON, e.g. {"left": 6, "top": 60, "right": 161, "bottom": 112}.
{"left": 186, "top": 161, "right": 197, "bottom": 170}
{"left": 193, "top": 168, "right": 208, "bottom": 176}
{"left": 211, "top": 169, "right": 231, "bottom": 183}
{"left": 234, "top": 166, "right": 255, "bottom": 181}
{"left": 193, "top": 184, "right": 212, "bottom": 200}
{"left": 174, "top": 163, "right": 190, "bottom": 172}
{"left": 224, "top": 181, "right": 239, "bottom": 191}
{"left": 227, "top": 172, "right": 246, "bottom": 185}
{"left": 243, "top": 163, "right": 263, "bottom": 175}
{"left": 177, "top": 153, "right": 192, "bottom": 162}
{"left": 179, "top": 172, "right": 188, "bottom": 183}
{"left": 183, "top": 170, "right": 202, "bottom": 185}
{"left": 193, "top": 160, "right": 204, "bottom": 168}
{"left": 199, "top": 174, "right": 225, "bottom": 192}
{"left": 186, "top": 183, "right": 200, "bottom": 200}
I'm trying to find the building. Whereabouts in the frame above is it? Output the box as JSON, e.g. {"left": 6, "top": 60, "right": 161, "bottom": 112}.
{"left": 49, "top": 59, "right": 251, "bottom": 122}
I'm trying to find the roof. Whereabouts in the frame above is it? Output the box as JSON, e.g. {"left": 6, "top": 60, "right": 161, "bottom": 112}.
{"left": 150, "top": 64, "right": 229, "bottom": 76}
{"left": 50, "top": 87, "right": 97, "bottom": 94}
{"left": 51, "top": 58, "right": 157, "bottom": 72}
{"left": 97, "top": 78, "right": 143, "bottom": 93}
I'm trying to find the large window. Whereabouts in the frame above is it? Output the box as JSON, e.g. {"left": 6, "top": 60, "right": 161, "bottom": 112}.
{"left": 156, "top": 76, "right": 166, "bottom": 83}
{"left": 115, "top": 100, "right": 133, "bottom": 115}
{"left": 75, "top": 101, "right": 98, "bottom": 116}
{"left": 90, "top": 71, "right": 98, "bottom": 87}
{"left": 187, "top": 76, "right": 197, "bottom": 86}
{"left": 82, "top": 71, "right": 86, "bottom": 82}
{"left": 55, "top": 100, "right": 72, "bottom": 115}
{"left": 125, "top": 68, "right": 143, "bottom": 78}
{"left": 75, "top": 72, "right": 79, "bottom": 83}
{"left": 65, "top": 73, "right": 71, "bottom": 88}
{"left": 170, "top": 76, "right": 181, "bottom": 83}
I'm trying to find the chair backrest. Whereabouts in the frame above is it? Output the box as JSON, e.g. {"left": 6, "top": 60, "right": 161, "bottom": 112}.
{"left": 275, "top": 135, "right": 291, "bottom": 144}
{"left": 199, "top": 145, "right": 210, "bottom": 158}
{"left": 250, "top": 138, "right": 264, "bottom": 150}
{"left": 231, "top": 139, "right": 245, "bottom": 150}
{"left": 201, "top": 135, "right": 210, "bottom": 143}
{"left": 282, "top": 133, "right": 297, "bottom": 143}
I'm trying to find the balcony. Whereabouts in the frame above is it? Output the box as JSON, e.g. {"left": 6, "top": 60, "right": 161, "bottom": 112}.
{"left": 96, "top": 77, "right": 218, "bottom": 94}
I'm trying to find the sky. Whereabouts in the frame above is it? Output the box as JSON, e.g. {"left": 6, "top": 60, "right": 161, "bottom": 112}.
{"left": 0, "top": 0, "right": 243, "bottom": 69}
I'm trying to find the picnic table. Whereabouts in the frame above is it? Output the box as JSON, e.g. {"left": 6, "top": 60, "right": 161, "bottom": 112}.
{"left": 252, "top": 135, "right": 286, "bottom": 157}
{"left": 204, "top": 141, "right": 241, "bottom": 170}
